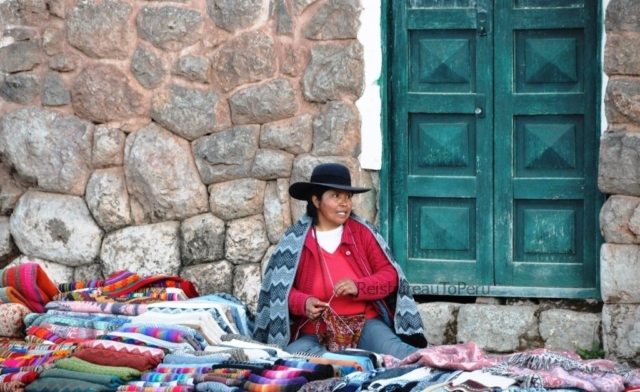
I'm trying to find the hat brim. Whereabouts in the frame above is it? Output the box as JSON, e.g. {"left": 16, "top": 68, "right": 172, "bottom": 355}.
{"left": 288, "top": 182, "right": 371, "bottom": 201}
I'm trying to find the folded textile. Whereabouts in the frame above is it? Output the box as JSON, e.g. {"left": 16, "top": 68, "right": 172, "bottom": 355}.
{"left": 116, "top": 386, "right": 194, "bottom": 392}
{"left": 0, "top": 303, "right": 31, "bottom": 337}
{"left": 45, "top": 301, "right": 148, "bottom": 316}
{"left": 1, "top": 263, "right": 60, "bottom": 313}
{"left": 141, "top": 373, "right": 196, "bottom": 382}
{"left": 100, "top": 270, "right": 198, "bottom": 299}
{"left": 116, "top": 325, "right": 201, "bottom": 350}
{"left": 194, "top": 382, "right": 242, "bottom": 392}
{"left": 0, "top": 371, "right": 39, "bottom": 383}
{"left": 73, "top": 347, "right": 161, "bottom": 371}
{"left": 25, "top": 378, "right": 115, "bottom": 392}
{"left": 54, "top": 357, "right": 142, "bottom": 381}
{"left": 39, "top": 368, "right": 125, "bottom": 388}
{"left": 79, "top": 339, "right": 166, "bottom": 361}
{"left": 0, "top": 381, "right": 26, "bottom": 392}
{"left": 0, "top": 288, "right": 32, "bottom": 312}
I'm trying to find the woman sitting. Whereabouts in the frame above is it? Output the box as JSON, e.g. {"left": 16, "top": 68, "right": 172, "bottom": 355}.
{"left": 254, "top": 163, "right": 427, "bottom": 359}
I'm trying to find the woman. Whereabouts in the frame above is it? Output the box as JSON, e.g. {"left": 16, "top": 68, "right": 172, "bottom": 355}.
{"left": 254, "top": 163, "right": 427, "bottom": 359}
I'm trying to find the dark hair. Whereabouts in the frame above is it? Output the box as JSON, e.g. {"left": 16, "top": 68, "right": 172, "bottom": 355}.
{"left": 305, "top": 186, "right": 330, "bottom": 225}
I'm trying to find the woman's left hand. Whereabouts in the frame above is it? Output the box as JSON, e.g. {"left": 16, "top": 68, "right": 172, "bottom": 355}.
{"left": 333, "top": 279, "right": 358, "bottom": 296}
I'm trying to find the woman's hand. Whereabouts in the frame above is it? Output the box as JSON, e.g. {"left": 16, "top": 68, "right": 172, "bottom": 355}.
{"left": 305, "top": 297, "right": 328, "bottom": 319}
{"left": 333, "top": 278, "right": 358, "bottom": 296}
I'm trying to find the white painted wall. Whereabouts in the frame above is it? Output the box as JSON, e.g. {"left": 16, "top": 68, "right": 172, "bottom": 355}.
{"left": 356, "top": 0, "right": 383, "bottom": 170}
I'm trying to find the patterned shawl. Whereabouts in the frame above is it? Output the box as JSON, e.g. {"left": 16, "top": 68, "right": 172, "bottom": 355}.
{"left": 253, "top": 214, "right": 427, "bottom": 348}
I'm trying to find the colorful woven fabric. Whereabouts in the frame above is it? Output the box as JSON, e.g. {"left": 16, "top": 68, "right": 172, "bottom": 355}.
{"left": 73, "top": 347, "right": 161, "bottom": 371}
{"left": 155, "top": 365, "right": 211, "bottom": 374}
{"left": 100, "top": 270, "right": 199, "bottom": 299}
{"left": 117, "top": 325, "right": 199, "bottom": 349}
{"left": 24, "top": 377, "right": 114, "bottom": 392}
{"left": 141, "top": 372, "right": 195, "bottom": 382}
{"left": 116, "top": 386, "right": 193, "bottom": 392}
{"left": 0, "top": 381, "right": 25, "bottom": 392}
{"left": 0, "top": 371, "right": 38, "bottom": 383}
{"left": 54, "top": 357, "right": 142, "bottom": 381}
{"left": 39, "top": 368, "right": 125, "bottom": 389}
{"left": 0, "top": 287, "right": 32, "bottom": 310}
{"left": 45, "top": 301, "right": 148, "bottom": 316}
{"left": 1, "top": 263, "right": 60, "bottom": 313}
{"left": 193, "top": 375, "right": 245, "bottom": 385}
{"left": 193, "top": 383, "right": 241, "bottom": 392}
{"left": 79, "top": 339, "right": 165, "bottom": 361}
{"left": 0, "top": 303, "right": 31, "bottom": 337}
{"left": 39, "top": 322, "right": 105, "bottom": 340}
{"left": 57, "top": 278, "right": 105, "bottom": 293}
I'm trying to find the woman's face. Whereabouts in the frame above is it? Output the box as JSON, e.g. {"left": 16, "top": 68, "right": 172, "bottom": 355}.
{"left": 312, "top": 189, "right": 353, "bottom": 231}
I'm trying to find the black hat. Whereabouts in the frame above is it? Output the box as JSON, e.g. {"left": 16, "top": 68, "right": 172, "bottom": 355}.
{"left": 289, "top": 163, "right": 371, "bottom": 201}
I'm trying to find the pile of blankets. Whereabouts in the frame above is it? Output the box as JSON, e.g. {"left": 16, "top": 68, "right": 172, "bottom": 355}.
{"left": 0, "top": 262, "right": 639, "bottom": 392}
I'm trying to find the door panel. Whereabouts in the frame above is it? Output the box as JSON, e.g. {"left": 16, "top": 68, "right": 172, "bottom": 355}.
{"left": 494, "top": 0, "right": 598, "bottom": 288}
{"left": 389, "top": 0, "right": 599, "bottom": 293}
{"left": 391, "top": 0, "right": 493, "bottom": 286}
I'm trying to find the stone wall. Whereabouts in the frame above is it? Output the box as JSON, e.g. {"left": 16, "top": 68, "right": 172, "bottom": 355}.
{"left": 0, "top": 0, "right": 377, "bottom": 313}
{"left": 598, "top": 0, "right": 640, "bottom": 366}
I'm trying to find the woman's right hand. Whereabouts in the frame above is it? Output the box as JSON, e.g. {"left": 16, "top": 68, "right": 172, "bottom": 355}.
{"left": 305, "top": 297, "right": 328, "bottom": 320}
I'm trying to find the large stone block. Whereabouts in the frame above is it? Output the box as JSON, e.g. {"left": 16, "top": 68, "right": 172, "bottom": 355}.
{"left": 233, "top": 263, "right": 261, "bottom": 313}
{"left": 131, "top": 45, "right": 165, "bottom": 89}
{"left": 10, "top": 191, "right": 103, "bottom": 267}
{"left": 136, "top": 6, "right": 203, "bottom": 51}
{"left": 209, "top": 179, "right": 266, "bottom": 221}
{"left": 0, "top": 167, "right": 24, "bottom": 216}
{"left": 417, "top": 302, "right": 461, "bottom": 345}
{"left": 100, "top": 221, "right": 181, "bottom": 277}
{"left": 124, "top": 123, "right": 209, "bottom": 223}
{"left": 181, "top": 213, "right": 225, "bottom": 265}
{"left": 457, "top": 305, "right": 541, "bottom": 353}
{"left": 0, "top": 217, "right": 18, "bottom": 266}
{"left": 312, "top": 101, "right": 360, "bottom": 157}
{"left": 181, "top": 260, "right": 233, "bottom": 295}
{"left": 85, "top": 168, "right": 132, "bottom": 233}
{"left": 0, "top": 40, "right": 41, "bottom": 73}
{"left": 67, "top": 1, "right": 135, "bottom": 59}
{"left": 260, "top": 115, "right": 313, "bottom": 155}
{"left": 602, "top": 304, "right": 640, "bottom": 366}
{"left": 303, "top": 41, "right": 364, "bottom": 102}
{"left": 598, "top": 126, "right": 640, "bottom": 196}
{"left": 173, "top": 55, "right": 211, "bottom": 84}
{"left": 0, "top": 107, "right": 93, "bottom": 196}
{"left": 229, "top": 78, "right": 298, "bottom": 125}
{"left": 605, "top": 33, "right": 640, "bottom": 76}
{"left": 225, "top": 214, "right": 270, "bottom": 264}
{"left": 539, "top": 309, "right": 601, "bottom": 351}
{"left": 605, "top": 79, "right": 640, "bottom": 124}
{"left": 263, "top": 179, "right": 291, "bottom": 244}
{"left": 92, "top": 126, "right": 126, "bottom": 168}
{"left": 206, "top": 0, "right": 263, "bottom": 33}
{"left": 211, "top": 30, "right": 277, "bottom": 92}
{"left": 291, "top": 0, "right": 317, "bottom": 15}
{"left": 601, "top": 243, "right": 640, "bottom": 303}
{"left": 151, "top": 85, "right": 230, "bottom": 141}
{"left": 192, "top": 125, "right": 259, "bottom": 184}
{"left": 74, "top": 263, "right": 104, "bottom": 283}
{"left": 270, "top": 0, "right": 293, "bottom": 36}
{"left": 42, "top": 72, "right": 70, "bottom": 106}
{"left": 606, "top": 0, "right": 640, "bottom": 33}
{"left": 304, "top": 0, "right": 360, "bottom": 40}
{"left": 49, "top": 53, "right": 79, "bottom": 72}
{"left": 0, "top": 72, "right": 39, "bottom": 104}
{"left": 72, "top": 64, "right": 146, "bottom": 123}
{"left": 599, "top": 195, "right": 640, "bottom": 244}
{"left": 250, "top": 149, "right": 294, "bottom": 180}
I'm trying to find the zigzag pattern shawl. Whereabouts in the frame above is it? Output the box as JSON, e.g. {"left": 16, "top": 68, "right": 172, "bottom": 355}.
{"left": 253, "top": 214, "right": 425, "bottom": 348}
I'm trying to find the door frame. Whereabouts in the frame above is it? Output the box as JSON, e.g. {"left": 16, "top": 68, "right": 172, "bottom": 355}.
{"left": 379, "top": 0, "right": 605, "bottom": 299}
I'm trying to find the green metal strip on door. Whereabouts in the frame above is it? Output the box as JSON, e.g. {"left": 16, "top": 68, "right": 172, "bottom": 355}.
{"left": 386, "top": 0, "right": 601, "bottom": 297}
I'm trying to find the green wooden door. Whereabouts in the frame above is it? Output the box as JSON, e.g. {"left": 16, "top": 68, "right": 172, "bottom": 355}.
{"left": 387, "top": 0, "right": 600, "bottom": 296}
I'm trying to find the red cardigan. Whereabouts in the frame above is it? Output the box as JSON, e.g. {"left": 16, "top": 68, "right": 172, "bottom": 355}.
{"left": 288, "top": 218, "right": 399, "bottom": 339}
